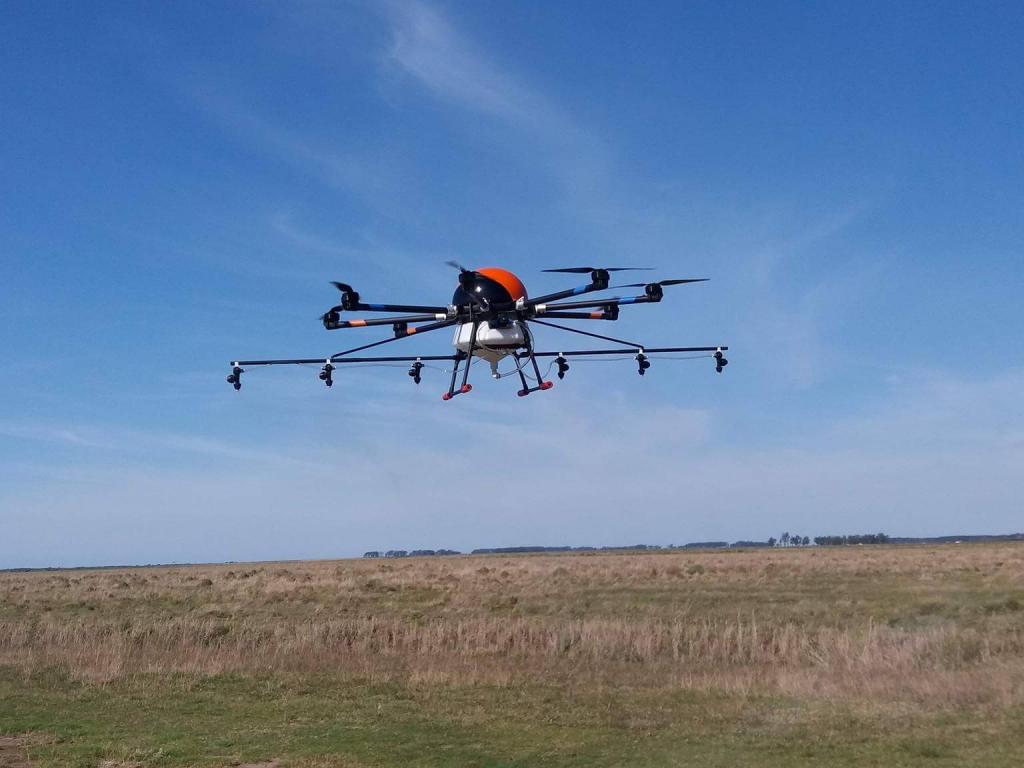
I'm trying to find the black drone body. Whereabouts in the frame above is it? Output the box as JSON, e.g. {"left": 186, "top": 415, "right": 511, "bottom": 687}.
{"left": 228, "top": 265, "right": 728, "bottom": 400}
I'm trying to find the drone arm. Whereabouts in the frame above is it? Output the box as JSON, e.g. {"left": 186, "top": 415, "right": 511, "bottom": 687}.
{"left": 532, "top": 295, "right": 656, "bottom": 313}
{"left": 536, "top": 310, "right": 617, "bottom": 320}
{"left": 328, "top": 318, "right": 458, "bottom": 359}
{"left": 532, "top": 345, "right": 727, "bottom": 357}
{"left": 397, "top": 317, "right": 460, "bottom": 337}
{"left": 523, "top": 282, "right": 605, "bottom": 307}
{"left": 231, "top": 353, "right": 458, "bottom": 367}
{"left": 326, "top": 312, "right": 449, "bottom": 330}
{"left": 349, "top": 302, "right": 452, "bottom": 314}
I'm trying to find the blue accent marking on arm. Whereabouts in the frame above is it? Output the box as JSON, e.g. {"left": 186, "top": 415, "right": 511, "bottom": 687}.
{"left": 572, "top": 285, "right": 589, "bottom": 295}
{"left": 618, "top": 297, "right": 638, "bottom": 305}
{"left": 367, "top": 303, "right": 385, "bottom": 310}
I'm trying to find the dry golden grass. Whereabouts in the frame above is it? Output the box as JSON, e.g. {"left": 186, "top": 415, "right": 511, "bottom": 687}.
{"left": 2, "top": 544, "right": 1023, "bottom": 708}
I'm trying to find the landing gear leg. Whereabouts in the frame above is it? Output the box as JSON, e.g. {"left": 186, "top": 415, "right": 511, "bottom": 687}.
{"left": 443, "top": 318, "right": 478, "bottom": 400}
{"left": 514, "top": 352, "right": 531, "bottom": 394}
{"left": 516, "top": 323, "right": 554, "bottom": 397}
{"left": 443, "top": 351, "right": 466, "bottom": 400}
{"left": 458, "top": 320, "right": 478, "bottom": 395}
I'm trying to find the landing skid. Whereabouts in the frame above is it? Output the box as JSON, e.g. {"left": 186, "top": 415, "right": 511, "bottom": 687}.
{"left": 512, "top": 331, "right": 554, "bottom": 398}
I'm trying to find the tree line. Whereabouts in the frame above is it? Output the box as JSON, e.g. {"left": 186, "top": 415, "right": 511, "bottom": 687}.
{"left": 771, "top": 533, "right": 811, "bottom": 547}
{"left": 813, "top": 533, "right": 889, "bottom": 546}
{"left": 363, "top": 549, "right": 461, "bottom": 558}
{"left": 362, "top": 533, "right": 906, "bottom": 558}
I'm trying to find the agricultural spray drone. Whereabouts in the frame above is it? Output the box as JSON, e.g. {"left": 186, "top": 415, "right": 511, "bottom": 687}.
{"left": 227, "top": 264, "right": 728, "bottom": 400}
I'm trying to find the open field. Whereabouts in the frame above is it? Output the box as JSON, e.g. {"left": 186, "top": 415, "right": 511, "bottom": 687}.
{"left": 2, "top": 543, "right": 1023, "bottom": 766}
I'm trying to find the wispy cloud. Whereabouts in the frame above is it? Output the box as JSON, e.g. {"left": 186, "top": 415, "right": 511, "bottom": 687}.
{"left": 832, "top": 367, "right": 1024, "bottom": 450}
{"left": 379, "top": 0, "right": 608, "bottom": 193}
{"left": 383, "top": 1, "right": 558, "bottom": 129}
{"left": 184, "top": 76, "right": 379, "bottom": 197}
{"left": 267, "top": 212, "right": 460, "bottom": 296}
{"left": 0, "top": 424, "right": 114, "bottom": 450}
{"left": 715, "top": 200, "right": 883, "bottom": 389}
{"left": 0, "top": 421, "right": 323, "bottom": 471}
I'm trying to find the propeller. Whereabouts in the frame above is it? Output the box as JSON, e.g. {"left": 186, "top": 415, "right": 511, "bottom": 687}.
{"left": 327, "top": 281, "right": 359, "bottom": 315}
{"left": 445, "top": 260, "right": 485, "bottom": 300}
{"left": 611, "top": 278, "right": 709, "bottom": 288}
{"left": 320, "top": 305, "right": 342, "bottom": 323}
{"left": 542, "top": 266, "right": 654, "bottom": 274}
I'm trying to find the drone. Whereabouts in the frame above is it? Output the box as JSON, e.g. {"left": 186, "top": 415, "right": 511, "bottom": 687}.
{"left": 227, "top": 264, "right": 728, "bottom": 400}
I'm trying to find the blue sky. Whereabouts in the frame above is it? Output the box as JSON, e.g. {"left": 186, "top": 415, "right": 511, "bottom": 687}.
{"left": 1, "top": 1, "right": 1022, "bottom": 568}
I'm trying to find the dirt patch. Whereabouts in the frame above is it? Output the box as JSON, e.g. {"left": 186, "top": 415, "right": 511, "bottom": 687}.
{"left": 0, "top": 736, "right": 31, "bottom": 768}
{"left": 237, "top": 763, "right": 280, "bottom": 768}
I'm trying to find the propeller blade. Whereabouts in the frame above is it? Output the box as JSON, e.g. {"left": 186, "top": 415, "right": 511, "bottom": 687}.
{"left": 660, "top": 278, "right": 709, "bottom": 286}
{"left": 542, "top": 266, "right": 655, "bottom": 274}
{"left": 445, "top": 260, "right": 471, "bottom": 273}
{"left": 330, "top": 281, "right": 355, "bottom": 293}
{"left": 610, "top": 278, "right": 709, "bottom": 288}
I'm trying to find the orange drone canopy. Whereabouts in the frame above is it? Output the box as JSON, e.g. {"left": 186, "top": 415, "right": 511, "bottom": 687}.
{"left": 477, "top": 267, "right": 528, "bottom": 302}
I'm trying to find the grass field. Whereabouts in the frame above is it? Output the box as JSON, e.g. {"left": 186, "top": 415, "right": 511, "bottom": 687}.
{"left": 1, "top": 543, "right": 1023, "bottom": 766}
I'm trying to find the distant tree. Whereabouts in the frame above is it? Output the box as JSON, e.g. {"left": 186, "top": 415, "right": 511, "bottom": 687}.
{"left": 767, "top": 536, "right": 777, "bottom": 548}
{"left": 363, "top": 551, "right": 381, "bottom": 558}
{"left": 781, "top": 532, "right": 790, "bottom": 547}
{"left": 802, "top": 536, "right": 811, "bottom": 546}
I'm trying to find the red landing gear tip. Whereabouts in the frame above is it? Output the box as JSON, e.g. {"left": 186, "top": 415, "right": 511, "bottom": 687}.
{"left": 460, "top": 384, "right": 473, "bottom": 394}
